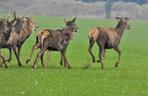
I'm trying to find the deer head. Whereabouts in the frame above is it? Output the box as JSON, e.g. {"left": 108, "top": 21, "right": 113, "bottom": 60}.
{"left": 64, "top": 17, "right": 78, "bottom": 32}
{"left": 116, "top": 16, "right": 130, "bottom": 30}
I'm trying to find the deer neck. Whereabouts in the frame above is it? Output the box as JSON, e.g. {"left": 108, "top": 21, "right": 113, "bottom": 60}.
{"left": 22, "top": 22, "right": 33, "bottom": 36}
{"left": 115, "top": 23, "right": 125, "bottom": 38}
{"left": 63, "top": 28, "right": 73, "bottom": 41}
{"left": 25, "top": 21, "right": 32, "bottom": 31}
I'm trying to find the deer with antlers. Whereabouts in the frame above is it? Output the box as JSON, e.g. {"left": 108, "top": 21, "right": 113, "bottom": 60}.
{"left": 3, "top": 11, "right": 37, "bottom": 66}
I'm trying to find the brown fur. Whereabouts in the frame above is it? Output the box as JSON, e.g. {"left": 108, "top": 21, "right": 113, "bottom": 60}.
{"left": 26, "top": 17, "right": 78, "bottom": 69}
{"left": 3, "top": 14, "right": 36, "bottom": 66}
{"left": 0, "top": 18, "right": 13, "bottom": 68}
{"left": 88, "top": 17, "right": 130, "bottom": 69}
{"left": 88, "top": 28, "right": 99, "bottom": 41}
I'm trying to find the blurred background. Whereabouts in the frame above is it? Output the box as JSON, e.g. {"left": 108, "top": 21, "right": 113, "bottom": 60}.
{"left": 0, "top": 0, "right": 148, "bottom": 19}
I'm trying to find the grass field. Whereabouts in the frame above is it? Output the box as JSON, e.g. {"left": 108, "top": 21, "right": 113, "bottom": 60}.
{"left": 0, "top": 16, "right": 148, "bottom": 96}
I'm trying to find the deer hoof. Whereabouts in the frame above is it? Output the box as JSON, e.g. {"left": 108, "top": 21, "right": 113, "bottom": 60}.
{"left": 5, "top": 64, "right": 8, "bottom": 68}
{"left": 18, "top": 63, "right": 22, "bottom": 67}
{"left": 42, "top": 65, "right": 45, "bottom": 68}
{"left": 68, "top": 66, "right": 72, "bottom": 69}
{"left": 115, "top": 63, "right": 119, "bottom": 68}
{"left": 31, "top": 65, "right": 36, "bottom": 69}
{"left": 26, "top": 59, "right": 30, "bottom": 64}
{"left": 92, "top": 60, "right": 95, "bottom": 63}
{"left": 60, "top": 62, "right": 63, "bottom": 66}
{"left": 97, "top": 60, "right": 101, "bottom": 63}
{"left": 101, "top": 66, "right": 104, "bottom": 70}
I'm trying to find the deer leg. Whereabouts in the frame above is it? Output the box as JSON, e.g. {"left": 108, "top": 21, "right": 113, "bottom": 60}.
{"left": 13, "top": 47, "right": 22, "bottom": 66}
{"left": 88, "top": 39, "right": 95, "bottom": 63}
{"left": 64, "top": 54, "right": 71, "bottom": 69}
{"left": 40, "top": 53, "right": 44, "bottom": 68}
{"left": 0, "top": 55, "right": 8, "bottom": 68}
{"left": 45, "top": 51, "right": 51, "bottom": 68}
{"left": 40, "top": 38, "right": 49, "bottom": 68}
{"left": 61, "top": 51, "right": 66, "bottom": 68}
{"left": 99, "top": 46, "right": 105, "bottom": 69}
{"left": 97, "top": 49, "right": 106, "bottom": 62}
{"left": 32, "top": 51, "right": 40, "bottom": 68}
{"left": 14, "top": 45, "right": 22, "bottom": 65}
{"left": 32, "top": 41, "right": 47, "bottom": 68}
{"left": 114, "top": 47, "right": 121, "bottom": 68}
{"left": 62, "top": 50, "right": 71, "bottom": 69}
{"left": 26, "top": 44, "right": 40, "bottom": 64}
{"left": 40, "top": 48, "right": 47, "bottom": 68}
{"left": 64, "top": 55, "right": 71, "bottom": 69}
{"left": 3, "top": 48, "right": 12, "bottom": 63}
{"left": 8, "top": 49, "right": 12, "bottom": 63}
{"left": 60, "top": 52, "right": 63, "bottom": 66}
{"left": 17, "top": 45, "right": 22, "bottom": 60}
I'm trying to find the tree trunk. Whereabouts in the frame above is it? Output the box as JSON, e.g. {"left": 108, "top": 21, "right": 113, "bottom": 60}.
{"left": 105, "top": 0, "right": 113, "bottom": 19}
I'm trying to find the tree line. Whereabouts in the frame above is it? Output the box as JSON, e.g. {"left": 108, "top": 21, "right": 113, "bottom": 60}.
{"left": 81, "top": 0, "right": 148, "bottom": 5}
{"left": 79, "top": 0, "right": 148, "bottom": 18}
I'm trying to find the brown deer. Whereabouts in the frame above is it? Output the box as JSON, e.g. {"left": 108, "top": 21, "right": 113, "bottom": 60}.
{"left": 26, "top": 17, "right": 78, "bottom": 69}
{"left": 3, "top": 12, "right": 37, "bottom": 66}
{"left": 0, "top": 18, "right": 13, "bottom": 68}
{"left": 88, "top": 17, "right": 130, "bottom": 69}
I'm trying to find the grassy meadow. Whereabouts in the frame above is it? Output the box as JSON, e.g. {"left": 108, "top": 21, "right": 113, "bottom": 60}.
{"left": 0, "top": 16, "right": 148, "bottom": 96}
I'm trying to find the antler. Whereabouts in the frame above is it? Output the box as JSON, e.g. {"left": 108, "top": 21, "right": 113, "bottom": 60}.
{"left": 12, "top": 10, "right": 17, "bottom": 20}
{"left": 124, "top": 17, "right": 130, "bottom": 21}
{"left": 116, "top": 16, "right": 122, "bottom": 20}
{"left": 116, "top": 16, "right": 123, "bottom": 21}
{"left": 9, "top": 10, "right": 17, "bottom": 25}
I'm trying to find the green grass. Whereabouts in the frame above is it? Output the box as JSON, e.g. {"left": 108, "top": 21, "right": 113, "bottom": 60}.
{"left": 0, "top": 16, "right": 148, "bottom": 96}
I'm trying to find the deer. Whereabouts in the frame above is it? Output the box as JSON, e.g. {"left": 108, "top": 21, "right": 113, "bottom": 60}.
{"left": 0, "top": 18, "right": 13, "bottom": 68}
{"left": 26, "top": 17, "right": 78, "bottom": 69}
{"left": 2, "top": 12, "right": 37, "bottom": 66}
{"left": 88, "top": 17, "right": 130, "bottom": 69}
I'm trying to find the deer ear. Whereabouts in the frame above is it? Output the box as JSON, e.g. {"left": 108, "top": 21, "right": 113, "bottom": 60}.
{"left": 125, "top": 17, "right": 130, "bottom": 21}
{"left": 116, "top": 16, "right": 122, "bottom": 21}
{"left": 72, "top": 17, "right": 76, "bottom": 22}
{"left": 31, "top": 17, "right": 35, "bottom": 20}
{"left": 64, "top": 18, "right": 67, "bottom": 24}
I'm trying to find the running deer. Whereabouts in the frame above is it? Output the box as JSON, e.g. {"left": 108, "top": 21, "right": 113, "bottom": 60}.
{"left": 3, "top": 12, "right": 37, "bottom": 66}
{"left": 26, "top": 17, "right": 78, "bottom": 69}
{"left": 88, "top": 17, "right": 130, "bottom": 69}
{"left": 0, "top": 18, "right": 13, "bottom": 68}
